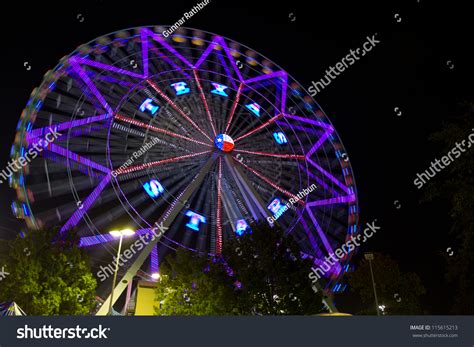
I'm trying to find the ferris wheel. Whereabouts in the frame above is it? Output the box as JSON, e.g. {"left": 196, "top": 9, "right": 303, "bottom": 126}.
{"left": 9, "top": 26, "right": 359, "bottom": 314}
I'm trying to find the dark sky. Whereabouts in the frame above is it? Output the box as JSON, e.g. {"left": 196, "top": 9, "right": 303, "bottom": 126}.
{"left": 0, "top": 0, "right": 471, "bottom": 314}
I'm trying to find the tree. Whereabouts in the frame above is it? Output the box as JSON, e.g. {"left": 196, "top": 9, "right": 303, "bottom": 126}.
{"left": 347, "top": 253, "right": 425, "bottom": 315}
{"left": 224, "top": 222, "right": 323, "bottom": 315}
{"left": 155, "top": 222, "right": 323, "bottom": 315}
{"left": 0, "top": 228, "right": 97, "bottom": 315}
{"left": 154, "top": 249, "right": 237, "bottom": 315}
{"left": 423, "top": 102, "right": 474, "bottom": 313}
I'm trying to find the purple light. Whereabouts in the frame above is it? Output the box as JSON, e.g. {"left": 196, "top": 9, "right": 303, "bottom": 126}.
{"left": 45, "top": 143, "right": 111, "bottom": 174}
{"left": 27, "top": 114, "right": 110, "bottom": 140}
{"left": 306, "top": 157, "right": 350, "bottom": 195}
{"left": 150, "top": 244, "right": 159, "bottom": 279}
{"left": 143, "top": 28, "right": 194, "bottom": 69}
{"left": 69, "top": 58, "right": 113, "bottom": 114}
{"left": 141, "top": 28, "right": 149, "bottom": 78}
{"left": 70, "top": 56, "right": 144, "bottom": 79}
{"left": 307, "top": 194, "right": 356, "bottom": 207}
{"left": 306, "top": 128, "right": 334, "bottom": 158}
{"left": 60, "top": 174, "right": 112, "bottom": 233}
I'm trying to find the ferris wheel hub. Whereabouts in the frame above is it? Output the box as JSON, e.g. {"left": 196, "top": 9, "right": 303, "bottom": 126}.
{"left": 214, "top": 133, "right": 234, "bottom": 152}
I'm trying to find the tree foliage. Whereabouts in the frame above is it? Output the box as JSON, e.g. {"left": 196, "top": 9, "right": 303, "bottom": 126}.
{"left": 155, "top": 223, "right": 322, "bottom": 315}
{"left": 0, "top": 228, "right": 97, "bottom": 315}
{"left": 424, "top": 102, "right": 474, "bottom": 313}
{"left": 154, "top": 249, "right": 237, "bottom": 315}
{"left": 347, "top": 253, "right": 426, "bottom": 315}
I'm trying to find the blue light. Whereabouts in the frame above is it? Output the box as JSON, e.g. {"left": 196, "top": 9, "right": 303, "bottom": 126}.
{"left": 143, "top": 179, "right": 164, "bottom": 198}
{"left": 272, "top": 132, "right": 287, "bottom": 144}
{"left": 185, "top": 210, "right": 206, "bottom": 231}
{"left": 235, "top": 219, "right": 248, "bottom": 236}
{"left": 210, "top": 83, "right": 229, "bottom": 97}
{"left": 267, "top": 198, "right": 287, "bottom": 218}
{"left": 246, "top": 103, "right": 261, "bottom": 117}
{"left": 170, "top": 81, "right": 190, "bottom": 95}
{"left": 139, "top": 98, "right": 160, "bottom": 115}
{"left": 22, "top": 203, "right": 30, "bottom": 217}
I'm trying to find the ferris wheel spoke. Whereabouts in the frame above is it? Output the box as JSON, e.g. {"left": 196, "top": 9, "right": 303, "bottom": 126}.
{"left": 110, "top": 122, "right": 194, "bottom": 155}
{"left": 114, "top": 113, "right": 212, "bottom": 148}
{"left": 69, "top": 58, "right": 114, "bottom": 115}
{"left": 146, "top": 80, "right": 213, "bottom": 142}
{"left": 96, "top": 156, "right": 216, "bottom": 315}
{"left": 27, "top": 114, "right": 111, "bottom": 140}
{"left": 79, "top": 227, "right": 151, "bottom": 247}
{"left": 41, "top": 142, "right": 111, "bottom": 174}
{"left": 233, "top": 149, "right": 305, "bottom": 161}
{"left": 306, "top": 157, "right": 351, "bottom": 195}
{"left": 71, "top": 56, "right": 145, "bottom": 79}
{"left": 59, "top": 174, "right": 112, "bottom": 234}
{"left": 304, "top": 207, "right": 341, "bottom": 273}
{"left": 223, "top": 156, "right": 272, "bottom": 223}
{"left": 113, "top": 151, "right": 211, "bottom": 176}
{"left": 148, "top": 45, "right": 192, "bottom": 80}
{"left": 224, "top": 82, "right": 244, "bottom": 134}
{"left": 233, "top": 113, "right": 284, "bottom": 143}
{"left": 216, "top": 158, "right": 223, "bottom": 254}
{"left": 193, "top": 69, "right": 217, "bottom": 138}
{"left": 143, "top": 28, "right": 195, "bottom": 69}
{"left": 231, "top": 155, "right": 303, "bottom": 205}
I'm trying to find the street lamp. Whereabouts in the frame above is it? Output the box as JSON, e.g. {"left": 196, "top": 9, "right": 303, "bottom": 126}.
{"left": 378, "top": 304, "right": 386, "bottom": 315}
{"left": 108, "top": 228, "right": 135, "bottom": 315}
{"left": 364, "top": 252, "right": 380, "bottom": 316}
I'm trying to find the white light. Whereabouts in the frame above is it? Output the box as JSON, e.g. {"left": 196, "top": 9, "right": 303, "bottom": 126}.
{"left": 109, "top": 229, "right": 136, "bottom": 238}
{"left": 121, "top": 229, "right": 135, "bottom": 236}
{"left": 109, "top": 230, "right": 121, "bottom": 238}
{"left": 151, "top": 272, "right": 161, "bottom": 280}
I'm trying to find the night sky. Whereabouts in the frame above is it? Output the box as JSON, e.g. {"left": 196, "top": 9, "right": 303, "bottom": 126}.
{"left": 0, "top": 0, "right": 471, "bottom": 314}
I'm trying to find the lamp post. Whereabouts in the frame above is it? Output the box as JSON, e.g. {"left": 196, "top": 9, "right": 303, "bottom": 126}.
{"left": 108, "top": 229, "right": 135, "bottom": 315}
{"left": 364, "top": 252, "right": 380, "bottom": 316}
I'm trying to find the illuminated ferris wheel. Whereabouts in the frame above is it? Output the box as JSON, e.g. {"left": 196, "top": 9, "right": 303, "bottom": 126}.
{"left": 9, "top": 25, "right": 359, "bottom": 313}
